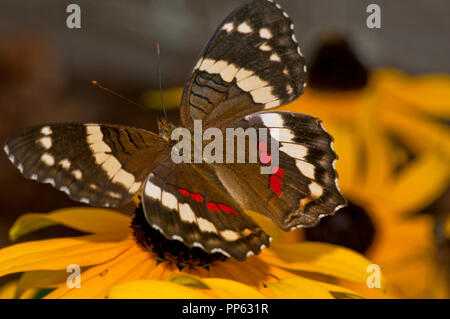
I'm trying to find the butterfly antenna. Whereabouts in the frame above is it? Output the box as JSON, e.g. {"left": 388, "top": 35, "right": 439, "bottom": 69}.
{"left": 91, "top": 80, "right": 148, "bottom": 110}
{"left": 156, "top": 43, "right": 168, "bottom": 121}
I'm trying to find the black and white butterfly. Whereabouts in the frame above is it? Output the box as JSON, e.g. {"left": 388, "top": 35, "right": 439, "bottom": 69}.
{"left": 4, "top": 0, "right": 346, "bottom": 261}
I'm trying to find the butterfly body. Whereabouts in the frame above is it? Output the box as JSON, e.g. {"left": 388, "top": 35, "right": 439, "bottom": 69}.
{"left": 157, "top": 117, "right": 177, "bottom": 142}
{"left": 4, "top": 0, "right": 346, "bottom": 260}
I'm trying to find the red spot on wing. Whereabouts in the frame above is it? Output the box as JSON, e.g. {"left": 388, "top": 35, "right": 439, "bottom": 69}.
{"left": 270, "top": 175, "right": 282, "bottom": 196}
{"left": 272, "top": 167, "right": 284, "bottom": 177}
{"left": 217, "top": 204, "right": 238, "bottom": 216}
{"left": 179, "top": 189, "right": 204, "bottom": 202}
{"left": 206, "top": 202, "right": 219, "bottom": 212}
{"left": 180, "top": 189, "right": 237, "bottom": 215}
{"left": 191, "top": 193, "right": 204, "bottom": 202}
{"left": 206, "top": 202, "right": 238, "bottom": 215}
{"left": 179, "top": 189, "right": 190, "bottom": 196}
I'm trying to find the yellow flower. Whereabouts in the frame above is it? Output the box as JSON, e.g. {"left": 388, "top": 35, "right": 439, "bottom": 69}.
{"left": 282, "top": 86, "right": 449, "bottom": 298}
{"left": 0, "top": 205, "right": 383, "bottom": 299}
{"left": 276, "top": 37, "right": 450, "bottom": 298}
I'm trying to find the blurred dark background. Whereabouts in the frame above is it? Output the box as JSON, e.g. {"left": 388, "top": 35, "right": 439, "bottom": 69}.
{"left": 0, "top": 0, "right": 449, "bottom": 247}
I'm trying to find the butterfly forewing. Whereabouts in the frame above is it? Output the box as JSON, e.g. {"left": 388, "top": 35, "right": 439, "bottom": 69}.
{"left": 5, "top": 124, "right": 170, "bottom": 207}
{"left": 180, "top": 0, "right": 306, "bottom": 130}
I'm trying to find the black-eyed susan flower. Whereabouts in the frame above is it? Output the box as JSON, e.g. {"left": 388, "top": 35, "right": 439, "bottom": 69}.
{"left": 0, "top": 203, "right": 384, "bottom": 299}
{"left": 277, "top": 36, "right": 450, "bottom": 298}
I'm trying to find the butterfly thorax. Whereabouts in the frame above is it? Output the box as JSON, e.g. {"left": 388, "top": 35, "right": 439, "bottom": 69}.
{"left": 157, "top": 117, "right": 177, "bottom": 142}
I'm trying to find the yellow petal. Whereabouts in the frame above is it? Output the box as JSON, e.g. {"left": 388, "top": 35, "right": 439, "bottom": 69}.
{"left": 0, "top": 279, "right": 41, "bottom": 299}
{"left": 208, "top": 258, "right": 270, "bottom": 288}
{"left": 45, "top": 244, "right": 154, "bottom": 299}
{"left": 263, "top": 277, "right": 333, "bottom": 299}
{"left": 167, "top": 273, "right": 266, "bottom": 298}
{"left": 0, "top": 280, "right": 19, "bottom": 299}
{"left": 9, "top": 208, "right": 131, "bottom": 241}
{"left": 366, "top": 211, "right": 444, "bottom": 298}
{"left": 373, "top": 69, "right": 450, "bottom": 118}
{"left": 370, "top": 214, "right": 434, "bottom": 268}
{"left": 0, "top": 234, "right": 134, "bottom": 277}
{"left": 336, "top": 279, "right": 393, "bottom": 299}
{"left": 263, "top": 242, "right": 386, "bottom": 289}
{"left": 15, "top": 270, "right": 68, "bottom": 298}
{"left": 181, "top": 265, "right": 210, "bottom": 278}
{"left": 108, "top": 280, "right": 213, "bottom": 299}
{"left": 18, "top": 288, "right": 40, "bottom": 299}
{"left": 279, "top": 89, "right": 365, "bottom": 123}
{"left": 167, "top": 274, "right": 210, "bottom": 289}
{"left": 357, "top": 94, "right": 393, "bottom": 194}
{"left": 146, "top": 261, "right": 180, "bottom": 281}
{"left": 245, "top": 256, "right": 300, "bottom": 282}
{"left": 378, "top": 102, "right": 450, "bottom": 158}
{"left": 201, "top": 278, "right": 266, "bottom": 299}
{"left": 311, "top": 280, "right": 365, "bottom": 299}
{"left": 376, "top": 152, "right": 448, "bottom": 215}
{"left": 326, "top": 124, "right": 361, "bottom": 195}
{"left": 244, "top": 210, "right": 283, "bottom": 241}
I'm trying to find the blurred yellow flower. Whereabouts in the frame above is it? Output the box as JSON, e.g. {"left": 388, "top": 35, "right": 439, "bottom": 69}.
{"left": 141, "top": 87, "right": 184, "bottom": 111}
{"left": 0, "top": 205, "right": 383, "bottom": 299}
{"left": 277, "top": 37, "right": 450, "bottom": 298}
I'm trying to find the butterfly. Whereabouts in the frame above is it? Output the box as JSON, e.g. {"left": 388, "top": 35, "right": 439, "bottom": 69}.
{"left": 4, "top": 0, "right": 346, "bottom": 261}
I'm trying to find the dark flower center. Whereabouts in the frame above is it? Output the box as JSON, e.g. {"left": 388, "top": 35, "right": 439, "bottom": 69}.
{"left": 308, "top": 35, "right": 369, "bottom": 91}
{"left": 305, "top": 201, "right": 376, "bottom": 254}
{"left": 131, "top": 203, "right": 228, "bottom": 268}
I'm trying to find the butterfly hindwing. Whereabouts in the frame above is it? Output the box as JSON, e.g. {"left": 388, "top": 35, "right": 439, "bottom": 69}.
{"left": 180, "top": 0, "right": 306, "bottom": 130}
{"left": 142, "top": 161, "right": 271, "bottom": 261}
{"left": 5, "top": 124, "right": 170, "bottom": 207}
